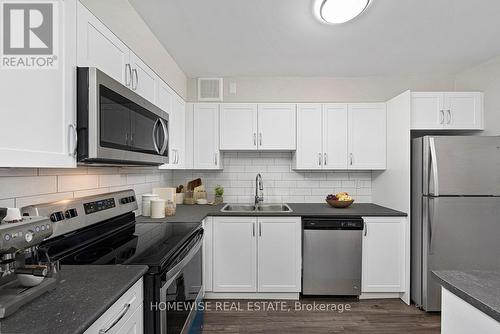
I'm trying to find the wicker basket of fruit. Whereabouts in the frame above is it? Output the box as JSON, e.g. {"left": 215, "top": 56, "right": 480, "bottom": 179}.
{"left": 326, "top": 192, "right": 354, "bottom": 208}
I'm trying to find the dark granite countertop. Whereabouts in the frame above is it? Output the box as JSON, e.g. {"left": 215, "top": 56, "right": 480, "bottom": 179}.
{"left": 433, "top": 270, "right": 500, "bottom": 322}
{"left": 0, "top": 265, "right": 148, "bottom": 334}
{"left": 136, "top": 202, "right": 406, "bottom": 224}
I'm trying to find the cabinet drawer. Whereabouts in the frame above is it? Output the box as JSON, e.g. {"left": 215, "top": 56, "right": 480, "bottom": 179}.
{"left": 84, "top": 278, "right": 143, "bottom": 334}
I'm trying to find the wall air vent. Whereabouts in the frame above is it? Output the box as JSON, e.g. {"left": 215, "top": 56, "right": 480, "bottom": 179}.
{"left": 198, "top": 78, "right": 223, "bottom": 101}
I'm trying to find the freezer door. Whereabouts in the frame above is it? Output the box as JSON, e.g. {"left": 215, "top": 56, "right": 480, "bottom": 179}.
{"left": 425, "top": 136, "right": 500, "bottom": 196}
{"left": 422, "top": 196, "right": 500, "bottom": 311}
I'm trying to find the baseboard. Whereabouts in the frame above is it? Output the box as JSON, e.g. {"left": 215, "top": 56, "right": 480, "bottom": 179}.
{"left": 204, "top": 292, "right": 300, "bottom": 300}
{"left": 359, "top": 292, "right": 403, "bottom": 300}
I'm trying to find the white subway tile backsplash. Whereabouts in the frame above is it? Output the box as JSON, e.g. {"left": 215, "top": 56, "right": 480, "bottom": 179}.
{"left": 172, "top": 153, "right": 371, "bottom": 203}
{"left": 58, "top": 175, "right": 99, "bottom": 192}
{"left": 15, "top": 192, "right": 74, "bottom": 208}
{"left": 0, "top": 166, "right": 173, "bottom": 212}
{"left": 0, "top": 198, "right": 15, "bottom": 208}
{"left": 0, "top": 176, "right": 57, "bottom": 199}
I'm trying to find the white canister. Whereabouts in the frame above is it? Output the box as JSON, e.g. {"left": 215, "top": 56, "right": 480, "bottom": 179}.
{"left": 150, "top": 199, "right": 166, "bottom": 219}
{"left": 142, "top": 194, "right": 159, "bottom": 217}
{"left": 176, "top": 193, "right": 184, "bottom": 205}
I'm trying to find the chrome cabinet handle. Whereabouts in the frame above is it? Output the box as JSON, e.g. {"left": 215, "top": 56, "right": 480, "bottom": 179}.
{"left": 214, "top": 153, "right": 218, "bottom": 166}
{"left": 318, "top": 153, "right": 322, "bottom": 166}
{"left": 259, "top": 222, "right": 262, "bottom": 237}
{"left": 439, "top": 110, "right": 444, "bottom": 124}
{"left": 175, "top": 150, "right": 179, "bottom": 164}
{"left": 159, "top": 119, "right": 169, "bottom": 155}
{"left": 446, "top": 110, "right": 452, "bottom": 125}
{"left": 99, "top": 303, "right": 131, "bottom": 334}
{"left": 252, "top": 223, "right": 255, "bottom": 237}
{"left": 131, "top": 69, "right": 138, "bottom": 90}
{"left": 68, "top": 124, "right": 77, "bottom": 157}
{"left": 364, "top": 222, "right": 367, "bottom": 236}
{"left": 349, "top": 153, "right": 353, "bottom": 166}
{"left": 125, "top": 64, "right": 131, "bottom": 87}
{"left": 324, "top": 153, "right": 327, "bottom": 166}
{"left": 253, "top": 133, "right": 257, "bottom": 146}
{"left": 259, "top": 133, "right": 262, "bottom": 146}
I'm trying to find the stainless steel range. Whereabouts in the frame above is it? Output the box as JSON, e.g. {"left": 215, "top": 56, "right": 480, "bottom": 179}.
{"left": 21, "top": 190, "right": 203, "bottom": 334}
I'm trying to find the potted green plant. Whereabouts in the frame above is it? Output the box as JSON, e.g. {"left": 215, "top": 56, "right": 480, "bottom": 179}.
{"left": 214, "top": 185, "right": 224, "bottom": 204}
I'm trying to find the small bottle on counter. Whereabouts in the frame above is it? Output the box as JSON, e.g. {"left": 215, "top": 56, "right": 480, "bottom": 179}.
{"left": 165, "top": 200, "right": 176, "bottom": 216}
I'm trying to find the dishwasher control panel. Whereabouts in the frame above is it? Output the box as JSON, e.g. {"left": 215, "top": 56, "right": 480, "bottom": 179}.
{"left": 302, "top": 217, "right": 364, "bottom": 230}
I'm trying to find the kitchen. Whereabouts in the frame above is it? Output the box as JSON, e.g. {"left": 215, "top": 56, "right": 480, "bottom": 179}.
{"left": 1, "top": 0, "right": 500, "bottom": 333}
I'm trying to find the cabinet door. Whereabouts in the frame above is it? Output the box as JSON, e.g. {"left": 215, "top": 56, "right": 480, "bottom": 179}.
{"left": 193, "top": 104, "right": 221, "bottom": 169}
{"left": 410, "top": 92, "right": 444, "bottom": 129}
{"left": 362, "top": 217, "right": 405, "bottom": 293}
{"left": 172, "top": 97, "right": 186, "bottom": 168}
{"left": 184, "top": 103, "right": 194, "bottom": 169}
{"left": 130, "top": 52, "right": 157, "bottom": 103}
{"left": 116, "top": 305, "right": 143, "bottom": 334}
{"left": 444, "top": 92, "right": 483, "bottom": 130}
{"left": 77, "top": 2, "right": 130, "bottom": 85}
{"left": 257, "top": 104, "right": 296, "bottom": 150}
{"left": 220, "top": 104, "right": 258, "bottom": 150}
{"left": 257, "top": 217, "right": 301, "bottom": 292}
{"left": 295, "top": 104, "right": 323, "bottom": 170}
{"left": 213, "top": 217, "right": 257, "bottom": 292}
{"left": 348, "top": 103, "right": 386, "bottom": 170}
{"left": 202, "top": 218, "right": 213, "bottom": 292}
{"left": 0, "top": 0, "right": 76, "bottom": 167}
{"left": 323, "top": 104, "right": 348, "bottom": 169}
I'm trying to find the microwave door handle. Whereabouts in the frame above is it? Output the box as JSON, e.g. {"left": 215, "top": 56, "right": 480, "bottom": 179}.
{"left": 159, "top": 119, "right": 169, "bottom": 155}
{"left": 429, "top": 137, "right": 439, "bottom": 196}
{"left": 152, "top": 119, "right": 161, "bottom": 154}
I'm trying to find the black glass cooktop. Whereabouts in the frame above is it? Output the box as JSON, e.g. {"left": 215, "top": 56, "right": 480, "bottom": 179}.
{"left": 40, "top": 212, "right": 201, "bottom": 272}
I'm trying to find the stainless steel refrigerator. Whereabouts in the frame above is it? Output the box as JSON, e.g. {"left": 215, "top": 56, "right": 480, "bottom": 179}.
{"left": 411, "top": 136, "right": 500, "bottom": 312}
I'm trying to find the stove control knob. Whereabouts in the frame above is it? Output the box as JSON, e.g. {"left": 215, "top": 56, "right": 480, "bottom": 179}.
{"left": 25, "top": 230, "right": 34, "bottom": 243}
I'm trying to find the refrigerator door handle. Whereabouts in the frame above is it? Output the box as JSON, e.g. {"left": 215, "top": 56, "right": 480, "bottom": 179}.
{"left": 428, "top": 197, "right": 439, "bottom": 255}
{"left": 429, "top": 137, "right": 439, "bottom": 196}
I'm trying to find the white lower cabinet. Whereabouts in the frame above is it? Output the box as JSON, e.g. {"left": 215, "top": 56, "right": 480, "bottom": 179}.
{"left": 210, "top": 217, "right": 301, "bottom": 293}
{"left": 84, "top": 278, "right": 143, "bottom": 334}
{"left": 212, "top": 217, "right": 257, "bottom": 292}
{"left": 361, "top": 217, "right": 406, "bottom": 293}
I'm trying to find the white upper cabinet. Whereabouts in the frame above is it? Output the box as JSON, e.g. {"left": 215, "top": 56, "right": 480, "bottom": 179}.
{"left": 78, "top": 2, "right": 159, "bottom": 104}
{"left": 348, "top": 103, "right": 387, "bottom": 170}
{"left": 362, "top": 217, "right": 406, "bottom": 293}
{"left": 444, "top": 92, "right": 483, "bottom": 129}
{"left": 212, "top": 217, "right": 257, "bottom": 292}
{"left": 219, "top": 104, "right": 258, "bottom": 150}
{"left": 77, "top": 2, "right": 129, "bottom": 85}
{"left": 157, "top": 84, "right": 185, "bottom": 169}
{"left": 0, "top": 0, "right": 77, "bottom": 167}
{"left": 193, "top": 104, "right": 221, "bottom": 169}
{"left": 257, "top": 104, "right": 296, "bottom": 150}
{"left": 323, "top": 104, "right": 349, "bottom": 169}
{"left": 129, "top": 52, "right": 157, "bottom": 103}
{"left": 411, "top": 92, "right": 483, "bottom": 130}
{"left": 257, "top": 217, "right": 301, "bottom": 293}
{"left": 295, "top": 103, "right": 378, "bottom": 170}
{"left": 295, "top": 104, "right": 323, "bottom": 169}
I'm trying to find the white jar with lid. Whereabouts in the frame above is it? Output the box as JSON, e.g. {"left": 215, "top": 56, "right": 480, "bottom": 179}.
{"left": 142, "top": 194, "right": 159, "bottom": 216}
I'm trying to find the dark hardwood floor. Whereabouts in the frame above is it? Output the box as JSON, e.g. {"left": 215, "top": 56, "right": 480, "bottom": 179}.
{"left": 202, "top": 298, "right": 440, "bottom": 333}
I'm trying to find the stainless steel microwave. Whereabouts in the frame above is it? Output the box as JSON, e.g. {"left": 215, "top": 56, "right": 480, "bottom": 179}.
{"left": 76, "top": 67, "right": 168, "bottom": 165}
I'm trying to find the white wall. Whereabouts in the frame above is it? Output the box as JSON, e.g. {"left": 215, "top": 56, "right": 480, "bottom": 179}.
{"left": 172, "top": 152, "right": 372, "bottom": 204}
{"left": 454, "top": 55, "right": 500, "bottom": 136}
{"left": 81, "top": 0, "right": 187, "bottom": 98}
{"left": 0, "top": 167, "right": 172, "bottom": 215}
{"left": 187, "top": 75, "right": 455, "bottom": 102}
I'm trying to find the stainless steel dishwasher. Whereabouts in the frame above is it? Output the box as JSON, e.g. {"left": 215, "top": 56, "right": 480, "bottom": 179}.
{"left": 302, "top": 216, "right": 364, "bottom": 296}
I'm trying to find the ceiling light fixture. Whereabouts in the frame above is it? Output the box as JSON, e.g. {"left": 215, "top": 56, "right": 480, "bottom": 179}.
{"left": 314, "top": 0, "right": 371, "bottom": 24}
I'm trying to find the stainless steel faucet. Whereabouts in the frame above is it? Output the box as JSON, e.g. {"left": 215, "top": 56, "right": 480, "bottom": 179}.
{"left": 255, "top": 173, "right": 264, "bottom": 205}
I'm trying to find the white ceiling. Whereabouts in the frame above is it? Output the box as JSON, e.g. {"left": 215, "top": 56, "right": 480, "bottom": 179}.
{"left": 130, "top": 0, "right": 500, "bottom": 77}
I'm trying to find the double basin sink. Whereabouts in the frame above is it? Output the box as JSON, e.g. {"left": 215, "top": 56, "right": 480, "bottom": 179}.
{"left": 221, "top": 203, "right": 293, "bottom": 213}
